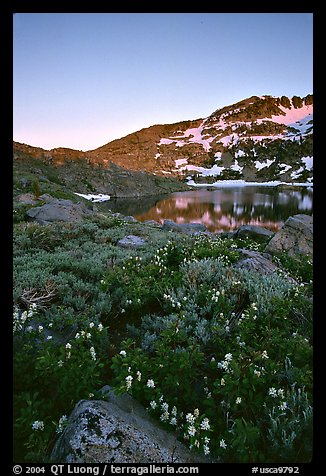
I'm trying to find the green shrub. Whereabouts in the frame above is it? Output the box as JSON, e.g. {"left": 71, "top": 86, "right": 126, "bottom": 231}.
{"left": 32, "top": 179, "right": 42, "bottom": 198}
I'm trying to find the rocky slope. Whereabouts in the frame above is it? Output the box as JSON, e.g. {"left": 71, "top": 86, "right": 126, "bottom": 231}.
{"left": 13, "top": 94, "right": 313, "bottom": 196}
{"left": 87, "top": 93, "right": 313, "bottom": 184}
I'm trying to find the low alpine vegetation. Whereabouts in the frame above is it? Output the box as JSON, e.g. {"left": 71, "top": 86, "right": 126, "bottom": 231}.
{"left": 13, "top": 214, "right": 313, "bottom": 463}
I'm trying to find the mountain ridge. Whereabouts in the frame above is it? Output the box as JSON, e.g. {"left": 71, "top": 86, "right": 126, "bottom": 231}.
{"left": 13, "top": 93, "right": 313, "bottom": 187}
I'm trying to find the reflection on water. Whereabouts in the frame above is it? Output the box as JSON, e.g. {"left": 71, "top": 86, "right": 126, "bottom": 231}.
{"left": 99, "top": 186, "right": 313, "bottom": 233}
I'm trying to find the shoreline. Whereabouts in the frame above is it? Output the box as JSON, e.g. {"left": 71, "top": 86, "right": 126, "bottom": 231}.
{"left": 187, "top": 179, "right": 313, "bottom": 188}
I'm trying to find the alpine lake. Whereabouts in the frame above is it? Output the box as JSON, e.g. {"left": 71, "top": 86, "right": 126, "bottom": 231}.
{"left": 98, "top": 184, "right": 313, "bottom": 233}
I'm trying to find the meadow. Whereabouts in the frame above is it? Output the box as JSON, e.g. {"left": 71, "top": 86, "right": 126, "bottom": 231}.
{"left": 13, "top": 212, "right": 313, "bottom": 463}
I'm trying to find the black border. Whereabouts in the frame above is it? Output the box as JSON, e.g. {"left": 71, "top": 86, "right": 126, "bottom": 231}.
{"left": 5, "top": 3, "right": 321, "bottom": 473}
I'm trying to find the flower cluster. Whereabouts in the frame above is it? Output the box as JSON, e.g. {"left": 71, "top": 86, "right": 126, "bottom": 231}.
{"left": 122, "top": 255, "right": 143, "bottom": 272}
{"left": 183, "top": 408, "right": 212, "bottom": 455}
{"left": 31, "top": 420, "right": 44, "bottom": 431}
{"left": 56, "top": 415, "right": 68, "bottom": 434}
{"left": 163, "top": 293, "right": 183, "bottom": 309}
{"left": 217, "top": 353, "right": 233, "bottom": 373}
{"left": 208, "top": 288, "right": 223, "bottom": 303}
{"left": 13, "top": 303, "right": 37, "bottom": 333}
{"left": 74, "top": 321, "right": 104, "bottom": 340}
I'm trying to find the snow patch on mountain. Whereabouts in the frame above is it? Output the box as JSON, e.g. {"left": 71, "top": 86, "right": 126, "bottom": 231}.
{"left": 254, "top": 159, "right": 276, "bottom": 170}
{"left": 301, "top": 156, "right": 313, "bottom": 170}
{"left": 159, "top": 123, "right": 213, "bottom": 151}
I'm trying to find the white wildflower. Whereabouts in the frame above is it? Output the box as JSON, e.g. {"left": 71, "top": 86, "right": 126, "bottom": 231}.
{"left": 65, "top": 343, "right": 72, "bottom": 350}
{"left": 200, "top": 418, "right": 210, "bottom": 430}
{"left": 186, "top": 413, "right": 196, "bottom": 424}
{"left": 38, "top": 325, "right": 43, "bottom": 333}
{"left": 32, "top": 420, "right": 44, "bottom": 431}
{"left": 136, "top": 371, "right": 142, "bottom": 381}
{"left": 268, "top": 387, "right": 277, "bottom": 398}
{"left": 224, "top": 353, "right": 233, "bottom": 361}
{"left": 56, "top": 415, "right": 67, "bottom": 433}
{"left": 90, "top": 346, "right": 96, "bottom": 361}
{"left": 119, "top": 350, "right": 126, "bottom": 357}
{"left": 188, "top": 425, "right": 196, "bottom": 437}
{"left": 220, "top": 439, "right": 227, "bottom": 449}
{"left": 58, "top": 360, "right": 64, "bottom": 367}
{"left": 98, "top": 323, "right": 103, "bottom": 331}
{"left": 146, "top": 379, "right": 155, "bottom": 388}
{"left": 170, "top": 417, "right": 177, "bottom": 426}
{"left": 160, "top": 411, "right": 170, "bottom": 422}
{"left": 279, "top": 401, "right": 288, "bottom": 411}
{"left": 150, "top": 401, "right": 157, "bottom": 410}
{"left": 261, "top": 350, "right": 269, "bottom": 359}
{"left": 125, "top": 375, "right": 133, "bottom": 390}
{"left": 46, "top": 335, "right": 53, "bottom": 340}
{"left": 236, "top": 397, "right": 242, "bottom": 404}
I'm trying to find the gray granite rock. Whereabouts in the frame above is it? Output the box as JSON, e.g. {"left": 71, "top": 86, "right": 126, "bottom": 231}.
{"left": 51, "top": 387, "right": 212, "bottom": 463}
{"left": 232, "top": 224, "right": 275, "bottom": 242}
{"left": 265, "top": 214, "right": 313, "bottom": 257}
{"left": 26, "top": 199, "right": 93, "bottom": 224}
{"left": 162, "top": 220, "right": 207, "bottom": 234}
{"left": 117, "top": 235, "right": 147, "bottom": 248}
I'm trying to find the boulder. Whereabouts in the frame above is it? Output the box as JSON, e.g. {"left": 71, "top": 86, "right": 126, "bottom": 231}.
{"left": 232, "top": 224, "right": 275, "bottom": 242}
{"left": 264, "top": 214, "right": 313, "bottom": 257}
{"left": 234, "top": 249, "right": 297, "bottom": 283}
{"left": 117, "top": 235, "right": 147, "bottom": 248}
{"left": 26, "top": 199, "right": 93, "bottom": 224}
{"left": 16, "top": 193, "right": 39, "bottom": 205}
{"left": 51, "top": 386, "right": 211, "bottom": 463}
{"left": 162, "top": 220, "right": 207, "bottom": 234}
{"left": 234, "top": 249, "right": 278, "bottom": 275}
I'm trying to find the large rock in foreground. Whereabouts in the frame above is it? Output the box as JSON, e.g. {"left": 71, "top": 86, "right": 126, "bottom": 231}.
{"left": 51, "top": 387, "right": 210, "bottom": 463}
{"left": 26, "top": 199, "right": 93, "bottom": 224}
{"left": 265, "top": 214, "right": 313, "bottom": 257}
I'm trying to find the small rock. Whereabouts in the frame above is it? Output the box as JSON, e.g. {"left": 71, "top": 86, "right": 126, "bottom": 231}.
{"left": 232, "top": 224, "right": 275, "bottom": 242}
{"left": 144, "top": 220, "right": 162, "bottom": 227}
{"left": 117, "top": 235, "right": 147, "bottom": 248}
{"left": 162, "top": 220, "right": 207, "bottom": 234}
{"left": 16, "top": 193, "right": 39, "bottom": 205}
{"left": 123, "top": 216, "right": 138, "bottom": 223}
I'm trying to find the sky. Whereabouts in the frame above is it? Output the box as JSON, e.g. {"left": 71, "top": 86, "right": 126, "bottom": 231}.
{"left": 13, "top": 13, "right": 313, "bottom": 151}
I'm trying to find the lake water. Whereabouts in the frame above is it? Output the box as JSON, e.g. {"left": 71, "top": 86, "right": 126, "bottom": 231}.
{"left": 99, "top": 185, "right": 313, "bottom": 233}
